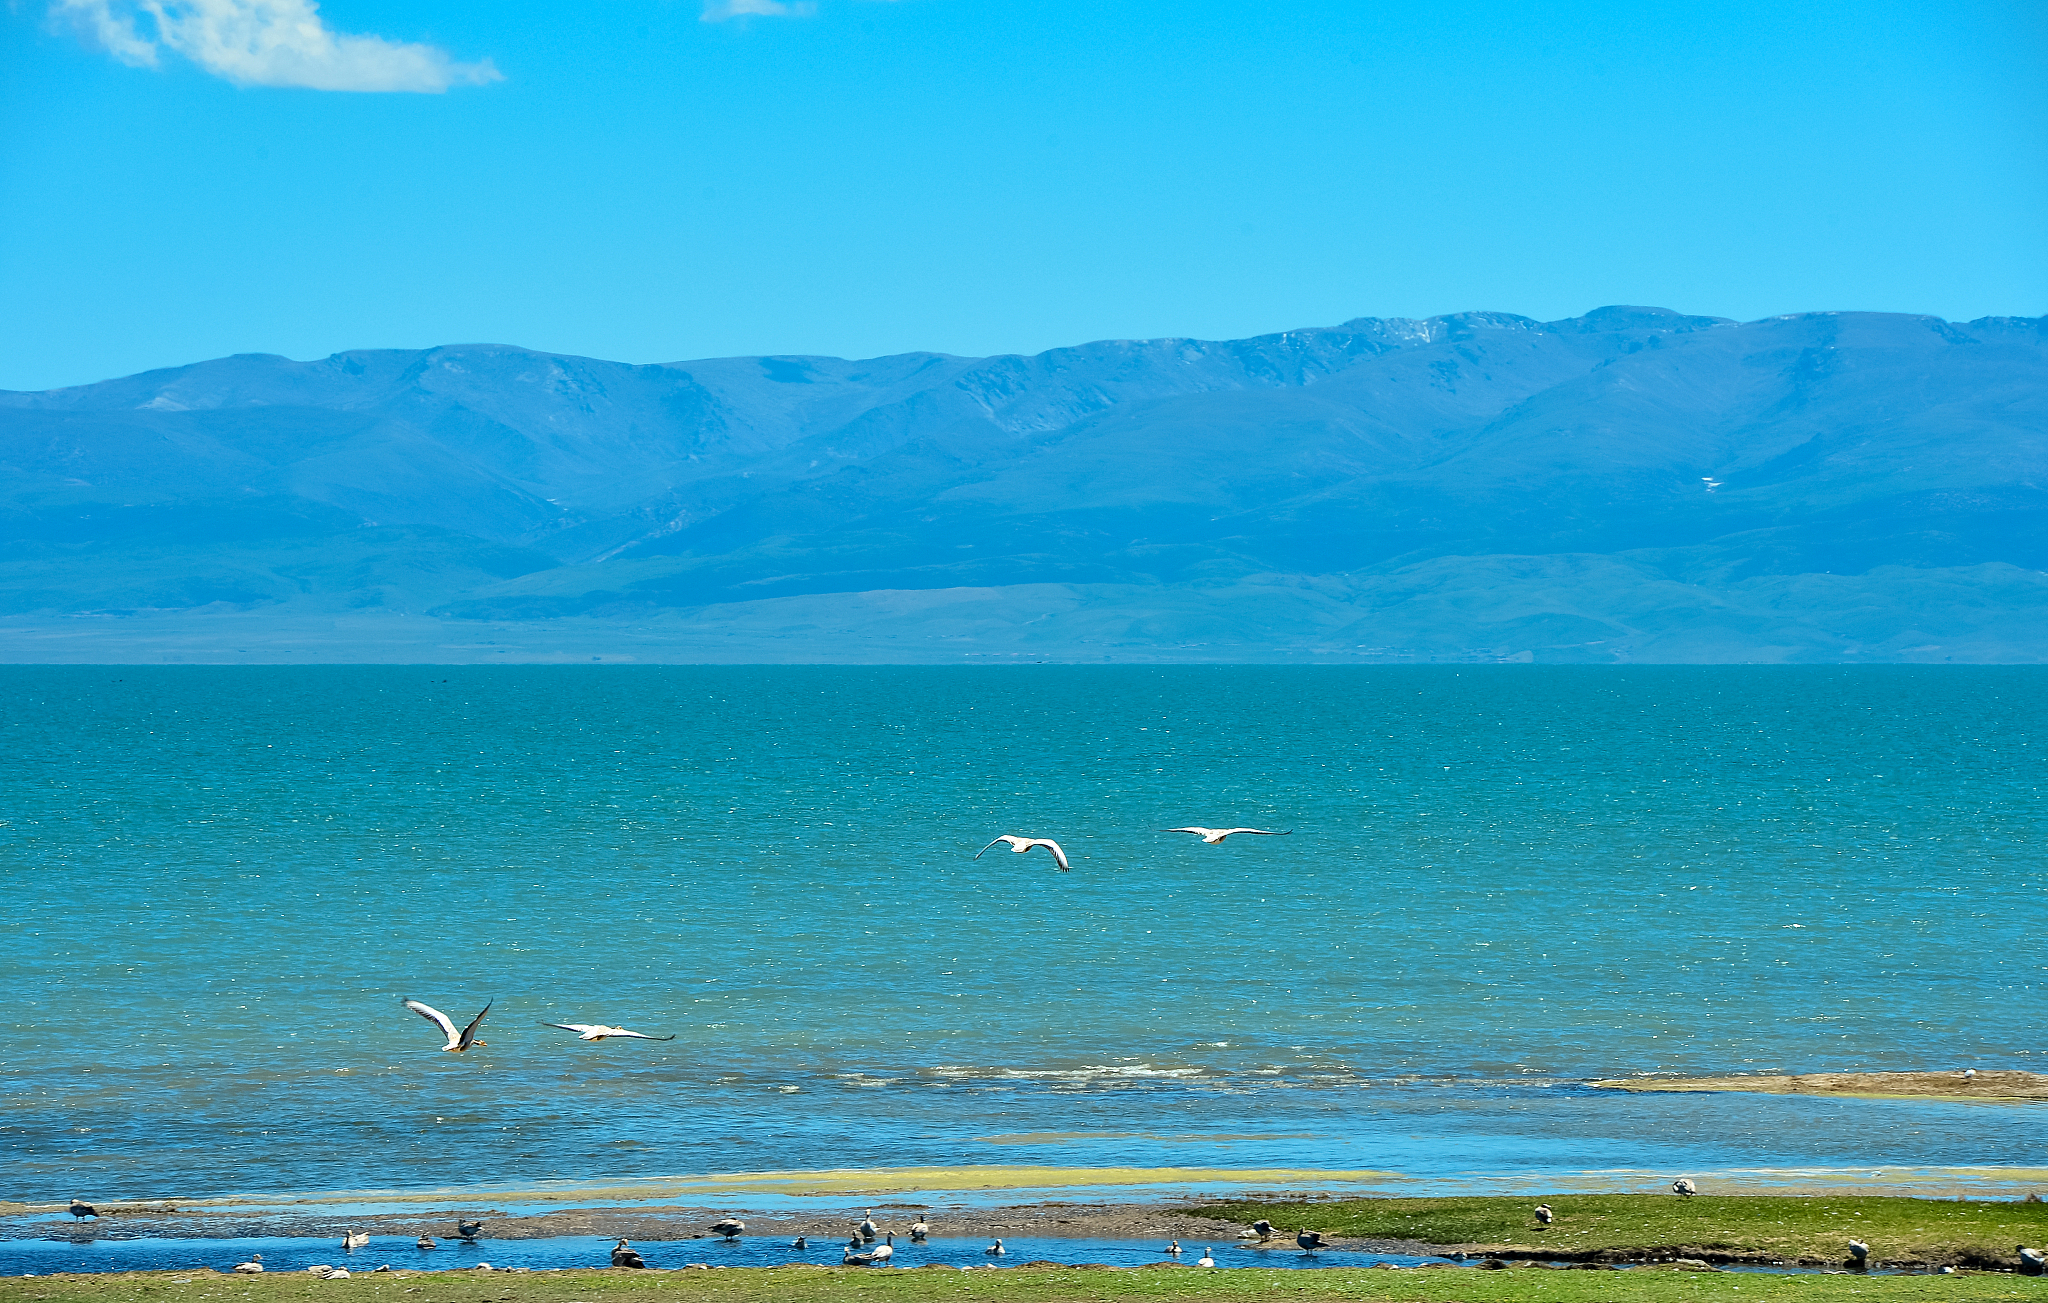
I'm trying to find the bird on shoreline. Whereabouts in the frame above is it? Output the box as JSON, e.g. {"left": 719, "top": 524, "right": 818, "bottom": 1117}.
{"left": 232, "top": 1255, "right": 263, "bottom": 1274}
{"left": 1672, "top": 1179, "right": 1697, "bottom": 1197}
{"left": 403, "top": 999, "right": 492, "bottom": 1053}
{"left": 1164, "top": 827, "right": 1292, "bottom": 844}
{"left": 858, "top": 1210, "right": 878, "bottom": 1242}
{"left": 611, "top": 1239, "right": 647, "bottom": 1268}
{"left": 1297, "top": 1231, "right": 1329, "bottom": 1255}
{"left": 1197, "top": 1248, "right": 1216, "bottom": 1268}
{"left": 343, "top": 1230, "right": 369, "bottom": 1251}
{"left": 1534, "top": 1205, "right": 1554, "bottom": 1225}
{"left": 68, "top": 1199, "right": 97, "bottom": 1220}
{"left": 1848, "top": 1240, "right": 1870, "bottom": 1267}
{"left": 976, "top": 835, "right": 1072, "bottom": 871}
{"left": 2019, "top": 1245, "right": 2046, "bottom": 1276}
{"left": 1245, "top": 1219, "right": 1274, "bottom": 1241}
{"left": 708, "top": 1217, "right": 745, "bottom": 1241}
{"left": 539, "top": 1022, "right": 676, "bottom": 1042}
{"left": 457, "top": 1219, "right": 483, "bottom": 1241}
{"left": 909, "top": 1217, "right": 929, "bottom": 1242}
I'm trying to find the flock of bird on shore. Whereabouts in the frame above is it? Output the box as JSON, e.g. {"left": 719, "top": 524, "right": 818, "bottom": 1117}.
{"left": 62, "top": 1184, "right": 2048, "bottom": 1275}
{"left": 169, "top": 1209, "right": 1335, "bottom": 1274}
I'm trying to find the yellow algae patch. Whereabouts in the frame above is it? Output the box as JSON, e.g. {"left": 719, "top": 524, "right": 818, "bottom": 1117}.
{"left": 102, "top": 1166, "right": 1404, "bottom": 1211}
{"left": 681, "top": 1165, "right": 1403, "bottom": 1194}
{"left": 1589, "top": 1070, "right": 2048, "bottom": 1103}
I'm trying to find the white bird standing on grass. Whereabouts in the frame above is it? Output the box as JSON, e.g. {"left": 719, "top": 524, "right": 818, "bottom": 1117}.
{"left": 1534, "top": 1205, "right": 1553, "bottom": 1225}
{"left": 539, "top": 1022, "right": 676, "bottom": 1042}
{"left": 1672, "top": 1178, "right": 1697, "bottom": 1197}
{"left": 1164, "top": 827, "right": 1292, "bottom": 844}
{"left": 402, "top": 999, "right": 492, "bottom": 1052}
{"left": 976, "top": 836, "right": 1071, "bottom": 871}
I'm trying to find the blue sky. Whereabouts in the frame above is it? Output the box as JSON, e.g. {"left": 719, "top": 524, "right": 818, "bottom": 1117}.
{"left": 3, "top": 0, "right": 2044, "bottom": 390}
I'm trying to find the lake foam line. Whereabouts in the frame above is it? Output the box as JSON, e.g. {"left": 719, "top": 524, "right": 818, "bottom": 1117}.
{"left": 10, "top": 1164, "right": 2048, "bottom": 1222}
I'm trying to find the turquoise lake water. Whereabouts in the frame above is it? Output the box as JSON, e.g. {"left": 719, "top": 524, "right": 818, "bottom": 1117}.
{"left": 1, "top": 666, "right": 2042, "bottom": 1205}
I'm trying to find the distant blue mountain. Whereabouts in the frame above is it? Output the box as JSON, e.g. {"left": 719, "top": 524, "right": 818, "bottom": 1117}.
{"left": 3, "top": 307, "right": 2044, "bottom": 663}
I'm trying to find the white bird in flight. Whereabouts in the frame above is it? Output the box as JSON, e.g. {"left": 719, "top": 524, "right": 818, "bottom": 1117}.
{"left": 402, "top": 999, "right": 491, "bottom": 1052}
{"left": 539, "top": 1022, "right": 676, "bottom": 1042}
{"left": 976, "top": 835, "right": 1071, "bottom": 871}
{"left": 1164, "top": 827, "right": 1292, "bottom": 844}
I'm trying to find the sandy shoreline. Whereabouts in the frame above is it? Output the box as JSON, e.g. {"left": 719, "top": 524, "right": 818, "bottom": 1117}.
{"left": 1588, "top": 1070, "right": 2048, "bottom": 1102}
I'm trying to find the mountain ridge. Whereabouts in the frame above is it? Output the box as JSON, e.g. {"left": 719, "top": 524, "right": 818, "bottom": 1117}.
{"left": 3, "top": 306, "right": 2043, "bottom": 663}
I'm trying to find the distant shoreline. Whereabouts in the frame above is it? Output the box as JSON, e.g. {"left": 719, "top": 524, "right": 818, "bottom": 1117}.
{"left": 1587, "top": 1070, "right": 2048, "bottom": 1103}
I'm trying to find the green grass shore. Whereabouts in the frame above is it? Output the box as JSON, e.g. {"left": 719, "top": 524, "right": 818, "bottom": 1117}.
{"left": 1196, "top": 1196, "right": 2048, "bottom": 1267}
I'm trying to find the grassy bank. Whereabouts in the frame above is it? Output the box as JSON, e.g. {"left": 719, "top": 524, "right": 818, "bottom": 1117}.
{"left": 1194, "top": 1196, "right": 2048, "bottom": 1266}
{"left": 0, "top": 1266, "right": 2043, "bottom": 1303}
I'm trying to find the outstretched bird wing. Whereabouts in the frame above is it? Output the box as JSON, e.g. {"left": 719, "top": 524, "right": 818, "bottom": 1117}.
{"left": 1223, "top": 828, "right": 1291, "bottom": 837}
{"left": 403, "top": 999, "right": 460, "bottom": 1045}
{"left": 608, "top": 1029, "right": 677, "bottom": 1041}
{"left": 456, "top": 1002, "right": 492, "bottom": 1049}
{"left": 1033, "top": 839, "right": 1072, "bottom": 871}
{"left": 541, "top": 1022, "right": 598, "bottom": 1035}
{"left": 974, "top": 836, "right": 1015, "bottom": 859}
{"left": 1163, "top": 827, "right": 1215, "bottom": 837}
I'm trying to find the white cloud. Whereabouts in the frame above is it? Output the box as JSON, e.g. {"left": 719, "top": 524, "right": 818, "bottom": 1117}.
{"left": 53, "top": 0, "right": 502, "bottom": 92}
{"left": 700, "top": 0, "right": 818, "bottom": 21}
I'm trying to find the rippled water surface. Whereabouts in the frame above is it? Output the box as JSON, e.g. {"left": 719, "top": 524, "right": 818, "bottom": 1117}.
{"left": 2, "top": 666, "right": 2042, "bottom": 1202}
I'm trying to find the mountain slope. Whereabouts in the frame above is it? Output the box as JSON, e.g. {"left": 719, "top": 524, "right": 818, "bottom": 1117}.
{"left": 1, "top": 307, "right": 2042, "bottom": 663}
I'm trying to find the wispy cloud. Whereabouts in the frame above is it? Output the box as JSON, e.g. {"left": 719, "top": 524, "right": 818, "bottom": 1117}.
{"left": 700, "top": 0, "right": 818, "bottom": 22}
{"left": 53, "top": 0, "right": 502, "bottom": 92}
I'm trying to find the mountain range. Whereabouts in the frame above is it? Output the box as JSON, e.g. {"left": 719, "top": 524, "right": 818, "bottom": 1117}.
{"left": 3, "top": 306, "right": 2044, "bottom": 663}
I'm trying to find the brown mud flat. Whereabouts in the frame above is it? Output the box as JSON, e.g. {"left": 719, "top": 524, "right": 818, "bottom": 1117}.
{"left": 1587, "top": 1070, "right": 2048, "bottom": 1102}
